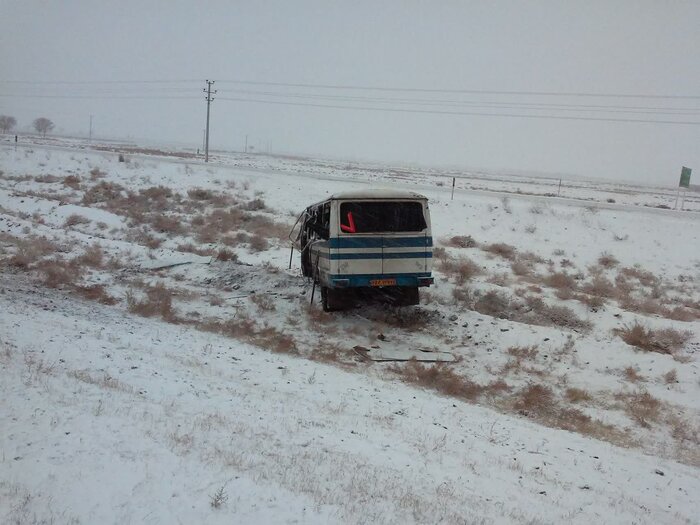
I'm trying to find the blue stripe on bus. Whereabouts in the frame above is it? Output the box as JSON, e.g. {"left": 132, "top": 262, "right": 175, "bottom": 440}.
{"left": 320, "top": 251, "right": 432, "bottom": 260}
{"left": 328, "top": 272, "right": 433, "bottom": 288}
{"left": 327, "top": 237, "right": 433, "bottom": 249}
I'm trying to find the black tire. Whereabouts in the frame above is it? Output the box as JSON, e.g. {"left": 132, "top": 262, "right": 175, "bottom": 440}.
{"left": 321, "top": 286, "right": 344, "bottom": 312}
{"left": 393, "top": 287, "right": 419, "bottom": 306}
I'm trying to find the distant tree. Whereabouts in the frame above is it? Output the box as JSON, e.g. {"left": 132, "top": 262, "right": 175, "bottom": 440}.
{"left": 0, "top": 115, "right": 17, "bottom": 134}
{"left": 33, "top": 117, "right": 55, "bottom": 137}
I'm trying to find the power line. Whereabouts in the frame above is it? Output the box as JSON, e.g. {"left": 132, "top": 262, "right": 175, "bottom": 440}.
{"left": 214, "top": 88, "right": 700, "bottom": 116}
{"left": 1, "top": 78, "right": 698, "bottom": 99}
{"left": 215, "top": 79, "right": 700, "bottom": 100}
{"left": 216, "top": 96, "right": 700, "bottom": 125}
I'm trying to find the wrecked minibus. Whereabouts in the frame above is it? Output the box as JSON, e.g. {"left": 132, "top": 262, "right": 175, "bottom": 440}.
{"left": 290, "top": 190, "right": 434, "bottom": 311}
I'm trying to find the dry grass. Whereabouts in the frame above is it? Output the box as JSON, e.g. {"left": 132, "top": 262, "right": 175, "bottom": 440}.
{"left": 64, "top": 214, "right": 91, "bottom": 228}
{"left": 444, "top": 235, "right": 477, "bottom": 248}
{"left": 5, "top": 236, "right": 58, "bottom": 269}
{"left": 75, "top": 284, "right": 117, "bottom": 305}
{"left": 203, "top": 316, "right": 297, "bottom": 354}
{"left": 250, "top": 293, "right": 276, "bottom": 312}
{"left": 544, "top": 271, "right": 577, "bottom": 291}
{"left": 126, "top": 283, "right": 177, "bottom": 321}
{"left": 473, "top": 291, "right": 591, "bottom": 331}
{"left": 663, "top": 369, "right": 678, "bottom": 384}
{"left": 598, "top": 252, "right": 619, "bottom": 268}
{"left": 514, "top": 384, "right": 554, "bottom": 415}
{"left": 75, "top": 244, "right": 104, "bottom": 268}
{"left": 215, "top": 248, "right": 238, "bottom": 262}
{"left": 619, "top": 266, "right": 659, "bottom": 287}
{"left": 34, "top": 174, "right": 61, "bottom": 183}
{"left": 248, "top": 234, "right": 269, "bottom": 252}
{"left": 89, "top": 167, "right": 107, "bottom": 180}
{"left": 62, "top": 175, "right": 81, "bottom": 189}
{"left": 81, "top": 181, "right": 126, "bottom": 205}
{"left": 69, "top": 369, "right": 133, "bottom": 393}
{"left": 565, "top": 387, "right": 592, "bottom": 403}
{"left": 436, "top": 256, "right": 482, "bottom": 285}
{"left": 615, "top": 322, "right": 692, "bottom": 355}
{"left": 483, "top": 242, "right": 517, "bottom": 260}
{"left": 37, "top": 258, "right": 83, "bottom": 288}
{"left": 620, "top": 390, "right": 662, "bottom": 428}
{"left": 623, "top": 366, "right": 645, "bottom": 383}
{"left": 151, "top": 215, "right": 184, "bottom": 234}
{"left": 390, "top": 361, "right": 483, "bottom": 400}
{"left": 510, "top": 259, "right": 534, "bottom": 277}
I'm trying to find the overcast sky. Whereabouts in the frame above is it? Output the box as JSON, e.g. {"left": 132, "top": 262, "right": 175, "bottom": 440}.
{"left": 1, "top": 1, "right": 698, "bottom": 184}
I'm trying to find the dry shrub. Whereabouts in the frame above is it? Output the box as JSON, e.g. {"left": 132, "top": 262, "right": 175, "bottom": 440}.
{"left": 34, "top": 174, "right": 60, "bottom": 183}
{"left": 69, "top": 369, "right": 133, "bottom": 392}
{"left": 6, "top": 236, "right": 57, "bottom": 268}
{"left": 473, "top": 290, "right": 591, "bottom": 331}
{"left": 203, "top": 317, "right": 297, "bottom": 354}
{"left": 248, "top": 234, "right": 269, "bottom": 252}
{"left": 451, "top": 286, "right": 473, "bottom": 305}
{"left": 310, "top": 343, "right": 349, "bottom": 363}
{"left": 81, "top": 181, "right": 126, "bottom": 205}
{"left": 445, "top": 235, "right": 476, "bottom": 248}
{"left": 151, "top": 215, "right": 184, "bottom": 234}
{"left": 619, "top": 266, "right": 659, "bottom": 287}
{"left": 216, "top": 248, "right": 238, "bottom": 262}
{"left": 507, "top": 345, "right": 538, "bottom": 359}
{"left": 663, "top": 369, "right": 678, "bottom": 384}
{"left": 511, "top": 259, "right": 534, "bottom": 277}
{"left": 37, "top": 258, "right": 83, "bottom": 288}
{"left": 598, "top": 252, "right": 619, "bottom": 268}
{"left": 529, "top": 299, "right": 591, "bottom": 331}
{"left": 514, "top": 384, "right": 554, "bottom": 415}
{"left": 75, "top": 244, "right": 104, "bottom": 268}
{"left": 64, "top": 214, "right": 91, "bottom": 227}
{"left": 250, "top": 293, "right": 276, "bottom": 312}
{"left": 62, "top": 175, "right": 81, "bottom": 189}
{"left": 623, "top": 366, "right": 645, "bottom": 383}
{"left": 487, "top": 272, "right": 510, "bottom": 287}
{"left": 89, "top": 167, "right": 107, "bottom": 180}
{"left": 581, "top": 275, "right": 615, "bottom": 298}
{"left": 575, "top": 293, "right": 606, "bottom": 310}
{"left": 545, "top": 271, "right": 577, "bottom": 291}
{"left": 75, "top": 284, "right": 117, "bottom": 305}
{"left": 187, "top": 187, "right": 214, "bottom": 201}
{"left": 615, "top": 322, "right": 691, "bottom": 355}
{"left": 473, "top": 290, "right": 511, "bottom": 318}
{"left": 565, "top": 387, "right": 592, "bottom": 403}
{"left": 483, "top": 242, "right": 517, "bottom": 260}
{"left": 432, "top": 246, "right": 448, "bottom": 261}
{"left": 177, "top": 243, "right": 214, "bottom": 257}
{"left": 622, "top": 390, "right": 661, "bottom": 428}
{"left": 241, "top": 198, "right": 267, "bottom": 211}
{"left": 560, "top": 258, "right": 574, "bottom": 269}
{"left": 392, "top": 361, "right": 483, "bottom": 400}
{"left": 126, "top": 283, "right": 176, "bottom": 321}
{"left": 127, "top": 229, "right": 163, "bottom": 249}
{"left": 437, "top": 256, "right": 481, "bottom": 284}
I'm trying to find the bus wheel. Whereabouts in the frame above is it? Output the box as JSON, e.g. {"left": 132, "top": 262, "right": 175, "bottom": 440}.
{"left": 395, "top": 287, "right": 419, "bottom": 306}
{"left": 321, "top": 287, "right": 342, "bottom": 312}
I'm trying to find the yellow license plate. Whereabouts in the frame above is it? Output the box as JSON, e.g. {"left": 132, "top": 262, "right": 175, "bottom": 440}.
{"left": 370, "top": 279, "right": 396, "bottom": 287}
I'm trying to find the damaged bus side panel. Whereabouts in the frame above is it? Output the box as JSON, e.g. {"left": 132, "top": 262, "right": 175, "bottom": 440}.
{"left": 291, "top": 190, "right": 434, "bottom": 311}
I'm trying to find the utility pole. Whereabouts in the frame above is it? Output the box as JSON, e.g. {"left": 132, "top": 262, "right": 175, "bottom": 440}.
{"left": 203, "top": 80, "right": 216, "bottom": 162}
{"left": 245, "top": 134, "right": 248, "bottom": 153}
{"left": 89, "top": 114, "right": 93, "bottom": 144}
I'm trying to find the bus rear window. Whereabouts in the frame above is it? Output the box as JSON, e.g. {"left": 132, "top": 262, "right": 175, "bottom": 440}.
{"left": 339, "top": 201, "right": 426, "bottom": 233}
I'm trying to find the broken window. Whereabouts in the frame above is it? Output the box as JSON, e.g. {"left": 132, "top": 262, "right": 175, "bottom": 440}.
{"left": 339, "top": 201, "right": 426, "bottom": 233}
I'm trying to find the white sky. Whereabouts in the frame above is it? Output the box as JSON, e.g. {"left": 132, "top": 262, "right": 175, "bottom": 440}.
{"left": 1, "top": 1, "right": 699, "bottom": 184}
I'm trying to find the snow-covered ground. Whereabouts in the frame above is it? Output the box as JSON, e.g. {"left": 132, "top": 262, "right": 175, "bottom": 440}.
{"left": 1, "top": 139, "right": 699, "bottom": 523}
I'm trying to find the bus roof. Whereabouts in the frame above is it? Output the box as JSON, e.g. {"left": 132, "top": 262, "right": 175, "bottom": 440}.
{"left": 328, "top": 189, "right": 428, "bottom": 201}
